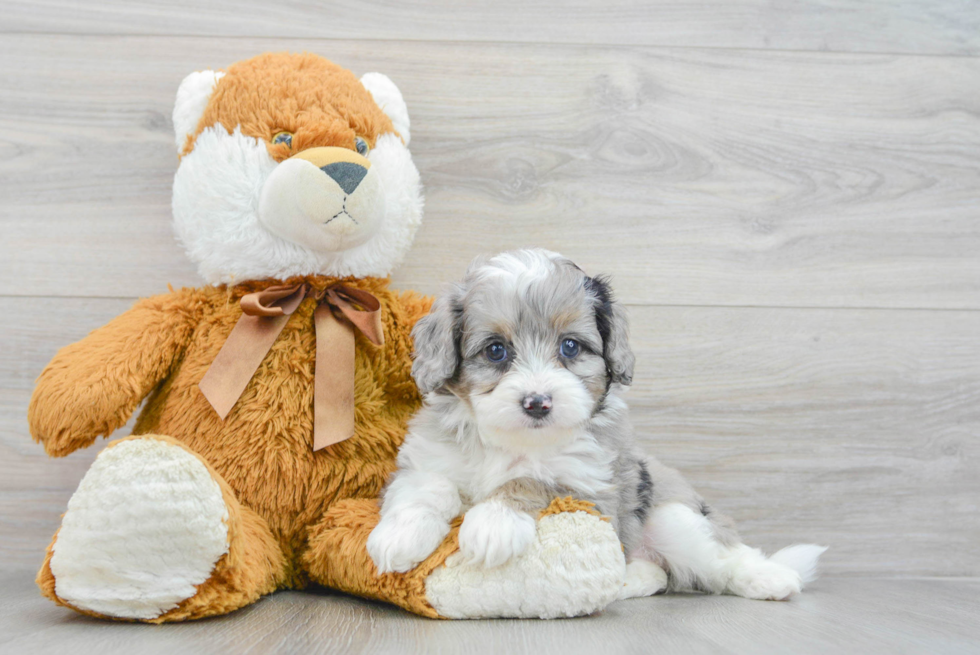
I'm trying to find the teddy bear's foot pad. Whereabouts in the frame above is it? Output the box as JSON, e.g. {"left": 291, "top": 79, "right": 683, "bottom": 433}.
{"left": 424, "top": 509, "right": 626, "bottom": 619}
{"left": 48, "top": 437, "right": 230, "bottom": 620}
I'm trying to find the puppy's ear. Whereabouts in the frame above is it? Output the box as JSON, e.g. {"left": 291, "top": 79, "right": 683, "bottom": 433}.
{"left": 411, "top": 284, "right": 464, "bottom": 394}
{"left": 605, "top": 301, "right": 635, "bottom": 385}
{"left": 585, "top": 276, "right": 635, "bottom": 386}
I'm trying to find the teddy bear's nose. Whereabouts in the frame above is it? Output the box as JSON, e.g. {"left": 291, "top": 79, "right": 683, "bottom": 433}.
{"left": 320, "top": 162, "right": 368, "bottom": 195}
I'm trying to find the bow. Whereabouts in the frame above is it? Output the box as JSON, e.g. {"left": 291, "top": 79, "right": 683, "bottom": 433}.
{"left": 198, "top": 283, "right": 384, "bottom": 451}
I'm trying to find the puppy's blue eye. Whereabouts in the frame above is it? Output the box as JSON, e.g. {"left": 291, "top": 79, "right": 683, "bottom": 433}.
{"left": 485, "top": 342, "right": 508, "bottom": 362}
{"left": 560, "top": 339, "right": 580, "bottom": 358}
{"left": 272, "top": 131, "right": 293, "bottom": 148}
{"left": 355, "top": 136, "right": 370, "bottom": 156}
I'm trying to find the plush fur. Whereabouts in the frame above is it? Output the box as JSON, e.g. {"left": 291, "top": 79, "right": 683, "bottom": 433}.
{"left": 173, "top": 53, "right": 423, "bottom": 283}
{"left": 49, "top": 437, "right": 230, "bottom": 620}
{"left": 32, "top": 276, "right": 433, "bottom": 619}
{"left": 425, "top": 505, "right": 625, "bottom": 619}
{"left": 173, "top": 70, "right": 225, "bottom": 151}
{"left": 370, "top": 249, "right": 826, "bottom": 601}
{"left": 29, "top": 53, "right": 625, "bottom": 622}
{"left": 303, "top": 495, "right": 623, "bottom": 620}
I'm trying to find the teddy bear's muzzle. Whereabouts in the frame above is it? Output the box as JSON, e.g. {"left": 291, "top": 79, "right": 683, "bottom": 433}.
{"left": 257, "top": 146, "right": 386, "bottom": 253}
{"left": 290, "top": 146, "right": 372, "bottom": 172}
{"left": 290, "top": 146, "right": 372, "bottom": 196}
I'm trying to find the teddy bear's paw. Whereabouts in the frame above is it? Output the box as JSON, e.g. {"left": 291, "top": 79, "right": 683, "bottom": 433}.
{"left": 458, "top": 500, "right": 536, "bottom": 568}
{"left": 48, "top": 437, "right": 230, "bottom": 620}
{"left": 368, "top": 509, "right": 452, "bottom": 574}
{"left": 425, "top": 508, "right": 626, "bottom": 619}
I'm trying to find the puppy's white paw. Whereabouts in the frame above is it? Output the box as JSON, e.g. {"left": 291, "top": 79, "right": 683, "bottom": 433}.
{"left": 619, "top": 559, "right": 669, "bottom": 599}
{"left": 728, "top": 558, "right": 802, "bottom": 601}
{"left": 458, "top": 500, "right": 536, "bottom": 568}
{"left": 367, "top": 510, "right": 451, "bottom": 574}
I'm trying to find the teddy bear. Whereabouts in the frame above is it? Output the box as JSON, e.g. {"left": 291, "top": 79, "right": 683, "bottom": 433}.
{"left": 27, "top": 52, "right": 627, "bottom": 622}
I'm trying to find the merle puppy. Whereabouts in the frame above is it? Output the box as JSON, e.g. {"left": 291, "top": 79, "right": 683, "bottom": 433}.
{"left": 368, "top": 249, "right": 825, "bottom": 600}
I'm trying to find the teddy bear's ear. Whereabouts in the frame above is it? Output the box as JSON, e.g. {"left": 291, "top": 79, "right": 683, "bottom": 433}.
{"left": 172, "top": 70, "right": 225, "bottom": 152}
{"left": 359, "top": 72, "right": 411, "bottom": 146}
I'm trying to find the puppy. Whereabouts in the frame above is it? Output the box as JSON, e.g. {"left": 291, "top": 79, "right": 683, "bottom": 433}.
{"left": 368, "top": 249, "right": 826, "bottom": 600}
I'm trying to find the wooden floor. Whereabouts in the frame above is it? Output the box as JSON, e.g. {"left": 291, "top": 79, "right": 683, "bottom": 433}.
{"left": 0, "top": 0, "right": 978, "bottom": 651}
{"left": 2, "top": 570, "right": 979, "bottom": 655}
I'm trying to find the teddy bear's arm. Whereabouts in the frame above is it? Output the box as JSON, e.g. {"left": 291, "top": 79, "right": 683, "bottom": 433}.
{"left": 28, "top": 290, "right": 202, "bottom": 457}
{"left": 395, "top": 290, "right": 435, "bottom": 332}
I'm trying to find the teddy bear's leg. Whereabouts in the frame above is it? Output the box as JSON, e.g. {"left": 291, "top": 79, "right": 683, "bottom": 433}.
{"left": 300, "top": 497, "right": 626, "bottom": 619}
{"left": 36, "top": 434, "right": 288, "bottom": 623}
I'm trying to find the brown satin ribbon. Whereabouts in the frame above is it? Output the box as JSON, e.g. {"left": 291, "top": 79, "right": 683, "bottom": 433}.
{"left": 198, "top": 283, "right": 384, "bottom": 451}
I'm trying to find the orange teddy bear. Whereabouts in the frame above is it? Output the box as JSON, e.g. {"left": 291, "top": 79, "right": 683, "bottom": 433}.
{"left": 28, "top": 52, "right": 626, "bottom": 622}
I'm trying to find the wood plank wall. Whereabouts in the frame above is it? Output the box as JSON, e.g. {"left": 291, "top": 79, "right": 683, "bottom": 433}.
{"left": 0, "top": 2, "right": 977, "bottom": 576}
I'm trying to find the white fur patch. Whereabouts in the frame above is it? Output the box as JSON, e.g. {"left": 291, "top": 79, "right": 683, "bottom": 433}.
{"left": 49, "top": 438, "right": 229, "bottom": 620}
{"left": 368, "top": 470, "right": 462, "bottom": 574}
{"left": 642, "top": 503, "right": 824, "bottom": 601}
{"left": 360, "top": 72, "right": 411, "bottom": 145}
{"left": 475, "top": 249, "right": 566, "bottom": 286}
{"left": 173, "top": 128, "right": 422, "bottom": 283}
{"left": 618, "top": 559, "right": 668, "bottom": 599}
{"left": 396, "top": 397, "right": 616, "bottom": 505}
{"left": 425, "top": 510, "right": 625, "bottom": 619}
{"left": 770, "top": 544, "right": 828, "bottom": 585}
{"left": 471, "top": 362, "right": 596, "bottom": 454}
{"left": 724, "top": 545, "right": 804, "bottom": 601}
{"left": 173, "top": 70, "right": 224, "bottom": 152}
{"left": 457, "top": 499, "right": 537, "bottom": 568}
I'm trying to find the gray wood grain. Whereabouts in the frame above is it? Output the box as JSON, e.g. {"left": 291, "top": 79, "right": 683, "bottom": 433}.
{"left": 628, "top": 305, "right": 980, "bottom": 577}
{"left": 4, "top": 298, "right": 977, "bottom": 575}
{"left": 1, "top": 571, "right": 978, "bottom": 655}
{"left": 1, "top": 12, "right": 978, "bottom": 652}
{"left": 0, "top": 0, "right": 977, "bottom": 56}
{"left": 1, "top": 35, "right": 978, "bottom": 308}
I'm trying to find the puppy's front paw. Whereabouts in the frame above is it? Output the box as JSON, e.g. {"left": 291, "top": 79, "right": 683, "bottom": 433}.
{"left": 728, "top": 559, "right": 802, "bottom": 601}
{"left": 458, "top": 500, "right": 536, "bottom": 568}
{"left": 367, "top": 510, "right": 451, "bottom": 574}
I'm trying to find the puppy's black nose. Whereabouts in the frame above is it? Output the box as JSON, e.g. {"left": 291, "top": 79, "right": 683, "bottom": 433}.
{"left": 320, "top": 161, "right": 368, "bottom": 195}
{"left": 522, "top": 394, "right": 553, "bottom": 419}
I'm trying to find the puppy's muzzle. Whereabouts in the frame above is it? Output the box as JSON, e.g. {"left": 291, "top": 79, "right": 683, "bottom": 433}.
{"left": 522, "top": 394, "right": 553, "bottom": 419}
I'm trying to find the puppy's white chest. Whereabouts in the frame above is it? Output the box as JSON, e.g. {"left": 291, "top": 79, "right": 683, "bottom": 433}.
{"left": 467, "top": 441, "right": 614, "bottom": 502}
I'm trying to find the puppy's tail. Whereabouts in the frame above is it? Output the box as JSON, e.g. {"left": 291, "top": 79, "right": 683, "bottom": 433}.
{"left": 770, "top": 544, "right": 828, "bottom": 586}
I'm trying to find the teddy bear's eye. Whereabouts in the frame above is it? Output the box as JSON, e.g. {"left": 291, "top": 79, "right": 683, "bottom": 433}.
{"left": 355, "top": 136, "right": 370, "bottom": 156}
{"left": 272, "top": 132, "right": 293, "bottom": 148}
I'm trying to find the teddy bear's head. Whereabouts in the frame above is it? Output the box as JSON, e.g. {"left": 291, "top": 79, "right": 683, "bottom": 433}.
{"left": 172, "top": 52, "right": 422, "bottom": 284}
